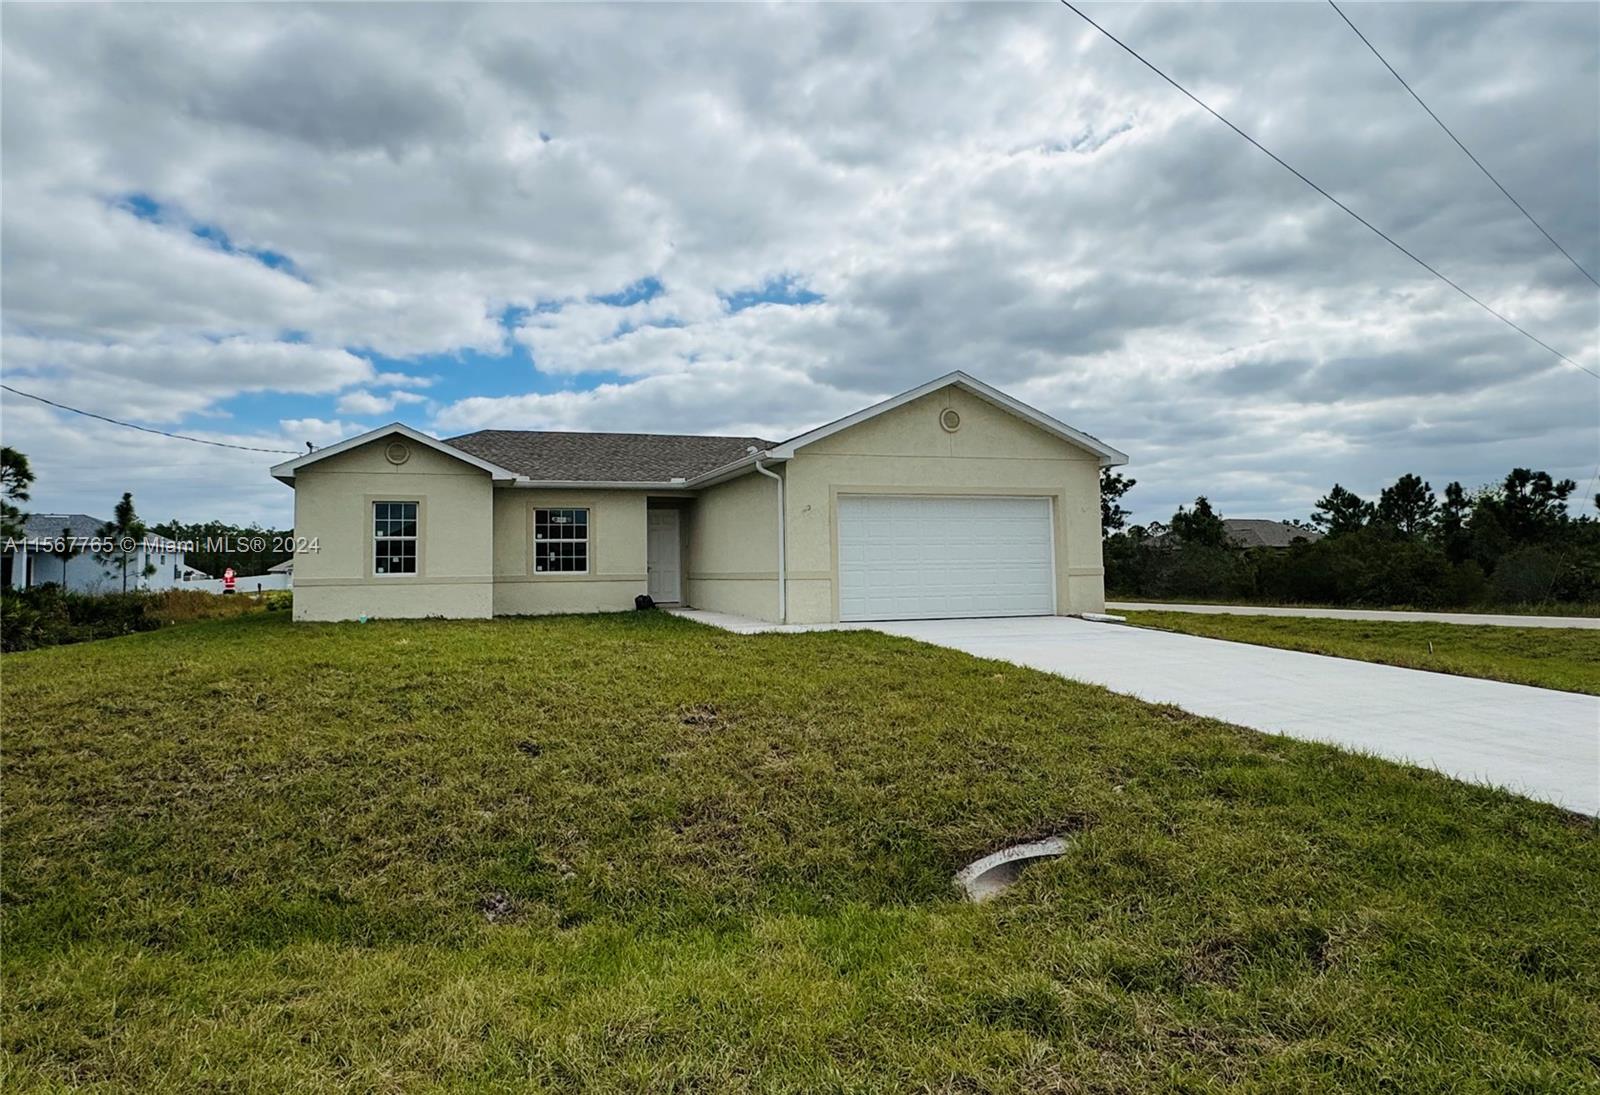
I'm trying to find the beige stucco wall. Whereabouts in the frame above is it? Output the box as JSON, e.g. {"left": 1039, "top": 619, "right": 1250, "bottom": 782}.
{"left": 290, "top": 435, "right": 494, "bottom": 621}
{"left": 491, "top": 489, "right": 648, "bottom": 615}
{"left": 781, "top": 386, "right": 1106, "bottom": 624}
{"left": 288, "top": 389, "right": 1108, "bottom": 624}
{"left": 684, "top": 469, "right": 781, "bottom": 621}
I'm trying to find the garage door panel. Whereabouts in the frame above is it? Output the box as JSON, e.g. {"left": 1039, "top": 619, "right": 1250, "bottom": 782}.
{"left": 837, "top": 495, "right": 1055, "bottom": 621}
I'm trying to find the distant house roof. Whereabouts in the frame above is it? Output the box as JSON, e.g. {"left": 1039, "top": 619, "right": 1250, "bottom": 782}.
{"left": 267, "top": 558, "right": 295, "bottom": 573}
{"left": 16, "top": 513, "right": 184, "bottom": 551}
{"left": 21, "top": 513, "right": 104, "bottom": 539}
{"left": 444, "top": 430, "right": 776, "bottom": 484}
{"left": 1153, "top": 518, "right": 1323, "bottom": 549}
{"left": 1222, "top": 519, "right": 1323, "bottom": 548}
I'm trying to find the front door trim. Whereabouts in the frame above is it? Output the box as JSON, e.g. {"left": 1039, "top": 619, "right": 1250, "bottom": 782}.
{"left": 647, "top": 508, "right": 682, "bottom": 603}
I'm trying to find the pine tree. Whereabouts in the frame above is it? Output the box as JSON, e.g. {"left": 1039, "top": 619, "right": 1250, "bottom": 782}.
{"left": 1170, "top": 496, "right": 1228, "bottom": 548}
{"left": 97, "top": 492, "right": 155, "bottom": 593}
{"left": 1100, "top": 468, "right": 1137, "bottom": 536}
{"left": 1376, "top": 474, "right": 1438, "bottom": 538}
{"left": 1311, "top": 484, "right": 1374, "bottom": 537}
{"left": 1, "top": 446, "right": 35, "bottom": 541}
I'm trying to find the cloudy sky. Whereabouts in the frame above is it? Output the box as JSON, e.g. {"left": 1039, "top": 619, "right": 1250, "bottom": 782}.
{"left": 2, "top": 1, "right": 1596, "bottom": 528}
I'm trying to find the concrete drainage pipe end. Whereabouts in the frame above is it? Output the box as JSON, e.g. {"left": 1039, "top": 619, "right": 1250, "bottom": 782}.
{"left": 955, "top": 836, "right": 1071, "bottom": 901}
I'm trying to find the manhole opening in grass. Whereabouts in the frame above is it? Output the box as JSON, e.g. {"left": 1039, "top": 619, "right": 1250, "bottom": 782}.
{"left": 955, "top": 837, "right": 1071, "bottom": 902}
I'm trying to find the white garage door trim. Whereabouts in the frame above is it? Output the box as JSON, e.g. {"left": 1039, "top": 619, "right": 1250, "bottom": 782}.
{"left": 836, "top": 494, "right": 1057, "bottom": 622}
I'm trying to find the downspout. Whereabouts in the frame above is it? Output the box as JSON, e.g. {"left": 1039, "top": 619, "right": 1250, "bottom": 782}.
{"left": 753, "top": 458, "right": 786, "bottom": 623}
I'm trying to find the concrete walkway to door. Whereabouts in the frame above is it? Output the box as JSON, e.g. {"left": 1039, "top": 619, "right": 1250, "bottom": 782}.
{"left": 670, "top": 609, "right": 1599, "bottom": 814}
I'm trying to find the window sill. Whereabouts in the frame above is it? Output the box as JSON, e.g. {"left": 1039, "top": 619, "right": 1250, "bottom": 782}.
{"left": 498, "top": 573, "right": 644, "bottom": 584}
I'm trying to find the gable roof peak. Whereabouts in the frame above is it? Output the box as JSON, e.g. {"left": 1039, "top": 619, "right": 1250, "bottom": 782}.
{"left": 269, "top": 422, "right": 522, "bottom": 484}
{"left": 769, "top": 371, "right": 1127, "bottom": 467}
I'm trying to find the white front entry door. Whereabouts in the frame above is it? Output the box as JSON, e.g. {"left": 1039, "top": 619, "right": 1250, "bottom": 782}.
{"left": 837, "top": 495, "right": 1055, "bottom": 621}
{"left": 647, "top": 508, "right": 682, "bottom": 603}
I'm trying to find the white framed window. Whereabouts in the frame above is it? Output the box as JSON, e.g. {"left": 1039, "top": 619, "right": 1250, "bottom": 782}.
{"left": 374, "top": 501, "right": 418, "bottom": 575}
{"left": 534, "top": 507, "right": 588, "bottom": 573}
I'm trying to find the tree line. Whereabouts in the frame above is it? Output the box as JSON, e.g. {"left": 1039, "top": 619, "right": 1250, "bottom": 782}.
{"left": 149, "top": 520, "right": 293, "bottom": 578}
{"left": 1101, "top": 467, "right": 1599, "bottom": 608}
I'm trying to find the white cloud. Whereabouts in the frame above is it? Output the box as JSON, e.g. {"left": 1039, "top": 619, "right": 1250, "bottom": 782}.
{"left": 278, "top": 418, "right": 373, "bottom": 446}
{"left": 335, "top": 389, "right": 428, "bottom": 416}
{"left": 1, "top": 2, "right": 1595, "bottom": 526}
{"left": 1, "top": 336, "right": 375, "bottom": 422}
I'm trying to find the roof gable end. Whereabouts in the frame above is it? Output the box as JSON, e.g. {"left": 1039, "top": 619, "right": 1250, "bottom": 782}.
{"left": 269, "top": 423, "right": 521, "bottom": 484}
{"left": 769, "top": 371, "right": 1127, "bottom": 466}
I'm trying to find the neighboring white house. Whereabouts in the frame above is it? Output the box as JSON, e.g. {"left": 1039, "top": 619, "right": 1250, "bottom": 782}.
{"left": 3, "top": 513, "right": 199, "bottom": 593}
{"left": 175, "top": 558, "right": 292, "bottom": 595}
{"left": 271, "top": 372, "right": 1128, "bottom": 624}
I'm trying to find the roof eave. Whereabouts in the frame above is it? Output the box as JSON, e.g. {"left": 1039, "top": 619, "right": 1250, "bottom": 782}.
{"left": 684, "top": 450, "right": 789, "bottom": 489}
{"left": 506, "top": 478, "right": 699, "bottom": 490}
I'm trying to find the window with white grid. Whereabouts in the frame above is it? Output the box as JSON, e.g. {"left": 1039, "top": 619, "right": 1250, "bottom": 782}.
{"left": 534, "top": 508, "right": 588, "bottom": 573}
{"left": 373, "top": 501, "right": 418, "bottom": 575}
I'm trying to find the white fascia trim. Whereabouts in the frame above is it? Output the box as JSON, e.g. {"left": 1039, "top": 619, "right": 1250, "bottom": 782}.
{"left": 767, "top": 370, "right": 1129, "bottom": 467}
{"left": 504, "top": 465, "right": 787, "bottom": 490}
{"left": 683, "top": 452, "right": 789, "bottom": 489}
{"left": 269, "top": 423, "right": 523, "bottom": 485}
{"left": 508, "top": 479, "right": 697, "bottom": 490}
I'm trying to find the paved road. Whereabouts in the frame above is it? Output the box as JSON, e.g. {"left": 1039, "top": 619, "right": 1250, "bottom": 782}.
{"left": 1108, "top": 602, "right": 1600, "bottom": 629}
{"left": 864, "top": 617, "right": 1600, "bottom": 815}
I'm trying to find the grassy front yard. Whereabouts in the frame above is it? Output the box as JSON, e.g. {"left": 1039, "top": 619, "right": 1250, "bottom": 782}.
{"left": 1125, "top": 611, "right": 1600, "bottom": 695}
{"left": 1108, "top": 595, "right": 1600, "bottom": 617}
{"left": 4, "top": 613, "right": 1597, "bottom": 1091}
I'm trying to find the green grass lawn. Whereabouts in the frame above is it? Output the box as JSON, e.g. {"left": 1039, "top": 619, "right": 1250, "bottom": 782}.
{"left": 4, "top": 613, "right": 1597, "bottom": 1092}
{"left": 1107, "top": 595, "right": 1600, "bottom": 617}
{"left": 1124, "top": 611, "right": 1600, "bottom": 695}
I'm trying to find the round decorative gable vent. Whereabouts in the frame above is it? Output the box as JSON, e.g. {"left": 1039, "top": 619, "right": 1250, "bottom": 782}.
{"left": 384, "top": 440, "right": 412, "bottom": 466}
{"left": 939, "top": 407, "right": 962, "bottom": 433}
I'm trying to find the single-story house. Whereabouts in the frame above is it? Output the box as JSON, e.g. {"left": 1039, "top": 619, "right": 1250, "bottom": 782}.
{"left": 1151, "top": 519, "right": 1323, "bottom": 550}
{"left": 269, "top": 372, "right": 1128, "bottom": 624}
{"left": 3, "top": 513, "right": 195, "bottom": 593}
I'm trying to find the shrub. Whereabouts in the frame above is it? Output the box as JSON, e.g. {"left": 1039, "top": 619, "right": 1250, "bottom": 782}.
{"left": 1350, "top": 537, "right": 1453, "bottom": 608}
{"left": 1490, "top": 547, "right": 1562, "bottom": 605}
{"left": 142, "top": 588, "right": 280, "bottom": 625}
{"left": 0, "top": 586, "right": 288, "bottom": 652}
{"left": 0, "top": 586, "right": 154, "bottom": 651}
{"left": 1147, "top": 544, "right": 1255, "bottom": 600}
{"left": 1439, "top": 560, "right": 1489, "bottom": 607}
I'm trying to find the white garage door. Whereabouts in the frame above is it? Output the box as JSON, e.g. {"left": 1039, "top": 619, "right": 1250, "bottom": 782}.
{"left": 837, "top": 495, "right": 1055, "bottom": 621}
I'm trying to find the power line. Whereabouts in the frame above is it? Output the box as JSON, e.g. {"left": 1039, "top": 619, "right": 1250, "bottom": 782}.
{"left": 1058, "top": 1, "right": 1599, "bottom": 382}
{"left": 1328, "top": 0, "right": 1599, "bottom": 289}
{"left": 1, "top": 384, "right": 302, "bottom": 454}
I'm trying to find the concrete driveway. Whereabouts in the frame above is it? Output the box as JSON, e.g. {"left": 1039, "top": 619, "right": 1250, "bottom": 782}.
{"left": 869, "top": 616, "right": 1600, "bottom": 815}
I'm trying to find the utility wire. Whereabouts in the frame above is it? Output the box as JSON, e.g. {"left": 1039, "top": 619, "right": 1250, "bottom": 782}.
{"left": 1, "top": 384, "right": 302, "bottom": 454}
{"left": 1328, "top": 0, "right": 1599, "bottom": 289}
{"left": 1058, "top": 1, "right": 1599, "bottom": 381}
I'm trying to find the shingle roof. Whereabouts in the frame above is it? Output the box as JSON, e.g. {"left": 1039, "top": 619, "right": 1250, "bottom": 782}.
{"left": 1222, "top": 519, "right": 1323, "bottom": 549}
{"left": 21, "top": 513, "right": 104, "bottom": 539}
{"left": 1149, "top": 519, "right": 1323, "bottom": 549}
{"left": 18, "top": 513, "right": 184, "bottom": 550}
{"left": 443, "top": 430, "right": 776, "bottom": 483}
